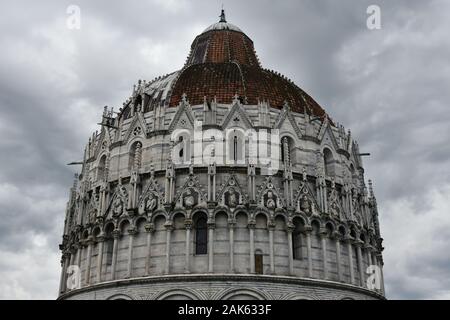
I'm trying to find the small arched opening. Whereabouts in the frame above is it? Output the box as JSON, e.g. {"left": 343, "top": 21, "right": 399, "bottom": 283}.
{"left": 194, "top": 213, "right": 208, "bottom": 255}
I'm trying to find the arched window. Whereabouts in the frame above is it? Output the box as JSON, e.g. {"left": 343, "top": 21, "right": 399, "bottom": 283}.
{"left": 179, "top": 136, "right": 184, "bottom": 159}
{"left": 228, "top": 130, "right": 244, "bottom": 163}
{"left": 173, "top": 133, "right": 191, "bottom": 165}
{"left": 97, "top": 155, "right": 106, "bottom": 181}
{"left": 233, "top": 136, "right": 238, "bottom": 161}
{"left": 292, "top": 218, "right": 304, "bottom": 260}
{"left": 195, "top": 216, "right": 207, "bottom": 255}
{"left": 129, "top": 141, "right": 143, "bottom": 170}
{"left": 323, "top": 148, "right": 335, "bottom": 176}
{"left": 104, "top": 224, "right": 114, "bottom": 266}
{"left": 255, "top": 249, "right": 263, "bottom": 274}
{"left": 134, "top": 95, "right": 142, "bottom": 113}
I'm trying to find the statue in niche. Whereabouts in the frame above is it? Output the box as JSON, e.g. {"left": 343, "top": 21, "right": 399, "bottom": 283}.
{"left": 300, "top": 194, "right": 312, "bottom": 215}
{"left": 112, "top": 197, "right": 124, "bottom": 217}
{"left": 329, "top": 200, "right": 340, "bottom": 217}
{"left": 264, "top": 190, "right": 277, "bottom": 210}
{"left": 183, "top": 188, "right": 197, "bottom": 209}
{"left": 145, "top": 193, "right": 157, "bottom": 212}
{"left": 88, "top": 207, "right": 97, "bottom": 224}
{"left": 119, "top": 184, "right": 128, "bottom": 199}
{"left": 225, "top": 187, "right": 239, "bottom": 208}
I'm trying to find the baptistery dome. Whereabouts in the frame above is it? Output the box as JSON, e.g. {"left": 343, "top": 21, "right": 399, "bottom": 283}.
{"left": 58, "top": 10, "right": 385, "bottom": 300}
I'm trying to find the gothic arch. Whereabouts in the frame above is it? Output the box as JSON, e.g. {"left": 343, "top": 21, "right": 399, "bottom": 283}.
{"left": 225, "top": 127, "right": 246, "bottom": 164}
{"left": 281, "top": 292, "right": 318, "bottom": 300}
{"left": 171, "top": 129, "right": 192, "bottom": 165}
{"left": 97, "top": 153, "right": 107, "bottom": 181}
{"left": 169, "top": 209, "right": 187, "bottom": 223}
{"left": 128, "top": 139, "right": 143, "bottom": 171}
{"left": 118, "top": 218, "right": 132, "bottom": 232}
{"left": 134, "top": 216, "right": 148, "bottom": 229}
{"left": 107, "top": 293, "right": 133, "bottom": 300}
{"left": 150, "top": 212, "right": 168, "bottom": 224}
{"left": 156, "top": 289, "right": 200, "bottom": 300}
{"left": 218, "top": 288, "right": 269, "bottom": 300}
{"left": 322, "top": 146, "right": 337, "bottom": 177}
{"left": 213, "top": 208, "right": 231, "bottom": 220}
{"left": 231, "top": 209, "right": 250, "bottom": 221}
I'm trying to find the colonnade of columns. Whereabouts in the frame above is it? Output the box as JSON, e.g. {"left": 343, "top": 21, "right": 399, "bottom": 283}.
{"left": 60, "top": 219, "right": 384, "bottom": 297}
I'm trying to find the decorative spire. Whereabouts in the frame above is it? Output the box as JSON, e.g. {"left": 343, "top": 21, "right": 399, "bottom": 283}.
{"left": 219, "top": 9, "right": 226, "bottom": 23}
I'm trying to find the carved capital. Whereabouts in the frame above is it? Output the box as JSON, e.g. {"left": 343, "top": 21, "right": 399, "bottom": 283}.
{"left": 144, "top": 223, "right": 154, "bottom": 233}
{"left": 127, "top": 227, "right": 137, "bottom": 236}
{"left": 164, "top": 222, "right": 173, "bottom": 231}
{"left": 228, "top": 218, "right": 236, "bottom": 228}
{"left": 207, "top": 220, "right": 216, "bottom": 229}
{"left": 112, "top": 229, "right": 121, "bottom": 239}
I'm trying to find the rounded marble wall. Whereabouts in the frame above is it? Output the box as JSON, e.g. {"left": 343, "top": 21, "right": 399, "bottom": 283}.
{"left": 62, "top": 170, "right": 383, "bottom": 299}
{"left": 60, "top": 275, "right": 384, "bottom": 300}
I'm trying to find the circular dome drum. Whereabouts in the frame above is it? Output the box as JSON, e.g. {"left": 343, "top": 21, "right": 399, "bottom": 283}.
{"left": 58, "top": 10, "right": 385, "bottom": 300}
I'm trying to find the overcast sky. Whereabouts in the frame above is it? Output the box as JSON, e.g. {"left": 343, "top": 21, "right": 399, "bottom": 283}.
{"left": 0, "top": 0, "right": 449, "bottom": 300}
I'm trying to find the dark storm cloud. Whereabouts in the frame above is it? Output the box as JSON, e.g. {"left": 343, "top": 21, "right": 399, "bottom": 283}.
{"left": 0, "top": 0, "right": 449, "bottom": 299}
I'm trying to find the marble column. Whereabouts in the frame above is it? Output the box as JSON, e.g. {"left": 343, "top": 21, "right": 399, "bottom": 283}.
{"left": 85, "top": 237, "right": 93, "bottom": 285}
{"left": 228, "top": 219, "right": 236, "bottom": 272}
{"left": 249, "top": 221, "right": 255, "bottom": 273}
{"left": 96, "top": 235, "right": 105, "bottom": 283}
{"left": 185, "top": 220, "right": 192, "bottom": 273}
{"left": 268, "top": 222, "right": 275, "bottom": 274}
{"left": 305, "top": 227, "right": 313, "bottom": 278}
{"left": 208, "top": 220, "right": 215, "bottom": 273}
{"left": 356, "top": 240, "right": 364, "bottom": 287}
{"left": 164, "top": 223, "right": 173, "bottom": 274}
{"left": 144, "top": 223, "right": 154, "bottom": 276}
{"left": 111, "top": 229, "right": 121, "bottom": 280}
{"left": 335, "top": 233, "right": 343, "bottom": 282}
{"left": 287, "top": 224, "right": 294, "bottom": 275}
{"left": 320, "top": 228, "right": 328, "bottom": 279}
{"left": 127, "top": 227, "right": 137, "bottom": 278}
{"left": 346, "top": 237, "right": 355, "bottom": 285}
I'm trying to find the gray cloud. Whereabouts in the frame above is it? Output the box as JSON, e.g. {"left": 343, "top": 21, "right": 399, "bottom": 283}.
{"left": 0, "top": 0, "right": 449, "bottom": 299}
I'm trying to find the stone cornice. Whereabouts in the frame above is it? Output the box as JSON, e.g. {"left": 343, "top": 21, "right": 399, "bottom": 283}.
{"left": 57, "top": 273, "right": 385, "bottom": 300}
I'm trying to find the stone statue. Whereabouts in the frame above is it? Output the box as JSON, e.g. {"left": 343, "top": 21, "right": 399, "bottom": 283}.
{"left": 112, "top": 197, "right": 124, "bottom": 217}
{"left": 225, "top": 187, "right": 239, "bottom": 208}
{"left": 265, "top": 191, "right": 276, "bottom": 210}
{"left": 300, "top": 194, "right": 311, "bottom": 214}
{"left": 183, "top": 189, "right": 196, "bottom": 209}
{"left": 145, "top": 194, "right": 157, "bottom": 212}
{"left": 330, "top": 200, "right": 340, "bottom": 217}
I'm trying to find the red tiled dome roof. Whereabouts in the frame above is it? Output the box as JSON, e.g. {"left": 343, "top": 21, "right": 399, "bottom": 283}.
{"left": 164, "top": 11, "right": 328, "bottom": 117}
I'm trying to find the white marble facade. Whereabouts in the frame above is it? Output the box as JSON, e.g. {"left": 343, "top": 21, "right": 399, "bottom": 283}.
{"left": 58, "top": 15, "right": 385, "bottom": 301}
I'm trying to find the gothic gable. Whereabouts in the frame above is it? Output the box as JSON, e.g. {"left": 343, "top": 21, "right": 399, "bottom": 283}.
{"left": 256, "top": 176, "right": 285, "bottom": 210}
{"left": 293, "top": 170, "right": 320, "bottom": 216}
{"left": 168, "top": 97, "right": 195, "bottom": 133}
{"left": 216, "top": 174, "right": 248, "bottom": 210}
{"left": 94, "top": 127, "right": 113, "bottom": 158}
{"left": 174, "top": 171, "right": 207, "bottom": 210}
{"left": 137, "top": 174, "right": 164, "bottom": 215}
{"left": 105, "top": 183, "right": 129, "bottom": 220}
{"left": 318, "top": 120, "right": 340, "bottom": 151}
{"left": 221, "top": 100, "right": 253, "bottom": 129}
{"left": 274, "top": 103, "right": 302, "bottom": 139}
{"left": 123, "top": 112, "right": 148, "bottom": 143}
